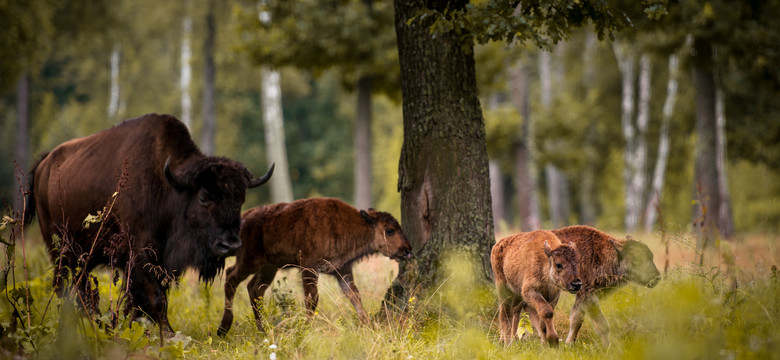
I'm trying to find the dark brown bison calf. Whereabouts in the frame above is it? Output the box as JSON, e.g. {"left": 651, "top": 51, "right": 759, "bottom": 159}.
{"left": 217, "top": 197, "right": 412, "bottom": 336}
{"left": 550, "top": 225, "right": 661, "bottom": 346}
{"left": 492, "top": 230, "right": 581, "bottom": 346}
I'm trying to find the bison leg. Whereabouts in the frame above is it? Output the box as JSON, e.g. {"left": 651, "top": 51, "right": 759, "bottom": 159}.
{"left": 584, "top": 296, "right": 610, "bottom": 347}
{"left": 218, "top": 264, "right": 254, "bottom": 337}
{"left": 334, "top": 267, "right": 367, "bottom": 324}
{"left": 246, "top": 266, "right": 277, "bottom": 333}
{"left": 522, "top": 289, "right": 558, "bottom": 346}
{"left": 301, "top": 268, "right": 319, "bottom": 316}
{"left": 126, "top": 267, "right": 174, "bottom": 336}
{"left": 496, "top": 285, "right": 522, "bottom": 345}
{"left": 566, "top": 293, "right": 590, "bottom": 345}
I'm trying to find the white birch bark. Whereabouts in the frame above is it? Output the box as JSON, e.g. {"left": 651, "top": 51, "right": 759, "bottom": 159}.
{"left": 612, "top": 41, "right": 638, "bottom": 231}
{"left": 510, "top": 60, "right": 541, "bottom": 231}
{"left": 180, "top": 9, "right": 193, "bottom": 129}
{"left": 261, "top": 68, "right": 294, "bottom": 203}
{"left": 715, "top": 83, "right": 734, "bottom": 238}
{"left": 629, "top": 53, "right": 652, "bottom": 230}
{"left": 353, "top": 77, "right": 372, "bottom": 209}
{"left": 645, "top": 54, "right": 679, "bottom": 232}
{"left": 108, "top": 43, "right": 121, "bottom": 121}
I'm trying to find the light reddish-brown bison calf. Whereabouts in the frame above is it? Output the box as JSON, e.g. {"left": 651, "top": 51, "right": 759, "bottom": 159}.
{"left": 217, "top": 197, "right": 412, "bottom": 336}
{"left": 550, "top": 225, "right": 660, "bottom": 346}
{"left": 492, "top": 230, "right": 582, "bottom": 346}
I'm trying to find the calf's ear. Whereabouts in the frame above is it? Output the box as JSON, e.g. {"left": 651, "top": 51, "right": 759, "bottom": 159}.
{"left": 360, "top": 210, "right": 377, "bottom": 225}
{"left": 609, "top": 239, "right": 622, "bottom": 255}
{"left": 543, "top": 240, "right": 552, "bottom": 257}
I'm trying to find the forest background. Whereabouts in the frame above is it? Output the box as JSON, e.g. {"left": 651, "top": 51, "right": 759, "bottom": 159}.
{"left": 1, "top": 0, "right": 779, "bottom": 238}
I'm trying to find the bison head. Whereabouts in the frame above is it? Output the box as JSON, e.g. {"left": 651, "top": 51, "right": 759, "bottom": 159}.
{"left": 360, "top": 209, "right": 412, "bottom": 261}
{"left": 611, "top": 237, "right": 661, "bottom": 288}
{"left": 544, "top": 240, "right": 582, "bottom": 294}
{"left": 164, "top": 157, "right": 274, "bottom": 258}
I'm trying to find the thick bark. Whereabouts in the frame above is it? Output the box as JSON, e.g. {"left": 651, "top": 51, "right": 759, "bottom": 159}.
{"left": 645, "top": 54, "right": 680, "bottom": 232}
{"left": 354, "top": 76, "right": 373, "bottom": 209}
{"left": 691, "top": 38, "right": 720, "bottom": 248}
{"left": 510, "top": 61, "right": 541, "bottom": 231}
{"left": 15, "top": 73, "right": 29, "bottom": 213}
{"left": 108, "top": 43, "right": 121, "bottom": 122}
{"left": 180, "top": 8, "right": 193, "bottom": 129}
{"left": 261, "top": 68, "right": 294, "bottom": 203}
{"left": 388, "top": 0, "right": 494, "bottom": 304}
{"left": 201, "top": 0, "right": 216, "bottom": 155}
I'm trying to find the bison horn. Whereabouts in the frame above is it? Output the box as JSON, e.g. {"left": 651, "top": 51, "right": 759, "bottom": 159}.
{"left": 249, "top": 163, "right": 275, "bottom": 188}
{"left": 164, "top": 157, "right": 190, "bottom": 192}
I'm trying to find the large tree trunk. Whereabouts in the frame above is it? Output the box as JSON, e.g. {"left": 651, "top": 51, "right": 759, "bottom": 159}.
{"left": 180, "top": 5, "right": 193, "bottom": 129}
{"left": 354, "top": 76, "right": 373, "bottom": 209}
{"left": 510, "top": 60, "right": 541, "bottom": 231}
{"left": 108, "top": 43, "right": 121, "bottom": 122}
{"left": 388, "top": 0, "right": 494, "bottom": 304}
{"left": 261, "top": 67, "right": 294, "bottom": 203}
{"left": 691, "top": 37, "right": 720, "bottom": 248}
{"left": 645, "top": 54, "right": 680, "bottom": 232}
{"left": 15, "top": 73, "right": 29, "bottom": 214}
{"left": 200, "top": 0, "right": 216, "bottom": 155}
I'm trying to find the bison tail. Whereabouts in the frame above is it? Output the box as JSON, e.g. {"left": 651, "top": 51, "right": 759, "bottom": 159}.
{"left": 23, "top": 152, "right": 47, "bottom": 226}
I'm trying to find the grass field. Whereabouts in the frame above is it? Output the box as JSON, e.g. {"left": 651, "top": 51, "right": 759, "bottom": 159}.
{"left": 1, "top": 226, "right": 779, "bottom": 359}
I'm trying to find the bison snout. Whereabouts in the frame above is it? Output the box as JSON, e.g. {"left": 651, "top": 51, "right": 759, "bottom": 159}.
{"left": 214, "top": 234, "right": 242, "bottom": 256}
{"left": 568, "top": 279, "right": 582, "bottom": 293}
{"left": 647, "top": 275, "right": 661, "bottom": 288}
{"left": 393, "top": 248, "right": 412, "bottom": 261}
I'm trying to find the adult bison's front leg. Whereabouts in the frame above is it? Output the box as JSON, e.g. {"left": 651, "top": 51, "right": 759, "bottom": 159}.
{"left": 126, "top": 266, "right": 174, "bottom": 336}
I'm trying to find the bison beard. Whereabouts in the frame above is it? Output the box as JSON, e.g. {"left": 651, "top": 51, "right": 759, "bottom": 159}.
{"left": 24, "top": 113, "right": 273, "bottom": 334}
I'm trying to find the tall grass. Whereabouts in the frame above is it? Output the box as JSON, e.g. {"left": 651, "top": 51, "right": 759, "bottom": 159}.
{"left": 1, "top": 221, "right": 779, "bottom": 359}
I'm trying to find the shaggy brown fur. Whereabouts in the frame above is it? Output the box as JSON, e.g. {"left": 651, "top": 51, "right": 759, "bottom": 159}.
{"left": 492, "top": 230, "right": 581, "bottom": 346}
{"left": 218, "top": 197, "right": 412, "bottom": 336}
{"left": 24, "top": 113, "right": 272, "bottom": 334}
{"left": 550, "top": 225, "right": 661, "bottom": 346}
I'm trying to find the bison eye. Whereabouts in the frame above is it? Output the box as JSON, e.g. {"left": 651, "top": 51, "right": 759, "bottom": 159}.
{"left": 555, "top": 263, "right": 563, "bottom": 270}
{"left": 199, "top": 195, "right": 208, "bottom": 205}
{"left": 385, "top": 228, "right": 395, "bottom": 236}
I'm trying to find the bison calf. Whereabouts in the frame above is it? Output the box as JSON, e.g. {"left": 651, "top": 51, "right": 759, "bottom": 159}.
{"left": 550, "top": 225, "right": 661, "bottom": 346}
{"left": 492, "top": 230, "right": 581, "bottom": 346}
{"left": 218, "top": 197, "right": 412, "bottom": 336}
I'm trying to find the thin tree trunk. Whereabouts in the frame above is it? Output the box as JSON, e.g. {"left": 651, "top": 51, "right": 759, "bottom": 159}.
{"left": 539, "top": 48, "right": 569, "bottom": 227}
{"left": 201, "top": 0, "right": 216, "bottom": 155}
{"left": 579, "top": 33, "right": 597, "bottom": 225}
{"left": 510, "top": 61, "right": 541, "bottom": 231}
{"left": 181, "top": 6, "right": 193, "bottom": 129}
{"left": 645, "top": 54, "right": 680, "bottom": 232}
{"left": 489, "top": 160, "right": 505, "bottom": 232}
{"left": 630, "top": 53, "right": 652, "bottom": 229}
{"left": 715, "top": 83, "right": 734, "bottom": 238}
{"left": 612, "top": 41, "right": 638, "bottom": 232}
{"left": 15, "top": 73, "right": 29, "bottom": 214}
{"left": 387, "top": 0, "right": 494, "bottom": 306}
{"left": 692, "top": 37, "right": 719, "bottom": 248}
{"left": 108, "top": 43, "right": 121, "bottom": 122}
{"left": 354, "top": 76, "right": 373, "bottom": 209}
{"left": 261, "top": 68, "right": 294, "bottom": 203}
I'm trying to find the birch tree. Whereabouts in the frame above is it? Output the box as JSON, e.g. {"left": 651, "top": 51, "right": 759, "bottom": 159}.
{"left": 201, "top": 0, "right": 217, "bottom": 155}
{"left": 180, "top": 3, "right": 193, "bottom": 129}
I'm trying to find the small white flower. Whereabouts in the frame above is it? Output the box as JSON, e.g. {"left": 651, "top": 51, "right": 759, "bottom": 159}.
{"left": 269, "top": 344, "right": 278, "bottom": 350}
{"left": 263, "top": 339, "right": 270, "bottom": 344}
{"left": 269, "top": 352, "right": 277, "bottom": 360}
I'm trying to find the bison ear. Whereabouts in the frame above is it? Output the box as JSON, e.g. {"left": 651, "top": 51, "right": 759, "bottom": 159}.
{"left": 360, "top": 210, "right": 376, "bottom": 225}
{"left": 543, "top": 240, "right": 552, "bottom": 257}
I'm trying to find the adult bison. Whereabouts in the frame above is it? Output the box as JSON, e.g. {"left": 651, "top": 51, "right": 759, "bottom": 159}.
{"left": 550, "top": 225, "right": 661, "bottom": 346}
{"left": 217, "top": 197, "right": 412, "bottom": 336}
{"left": 24, "top": 113, "right": 273, "bottom": 334}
